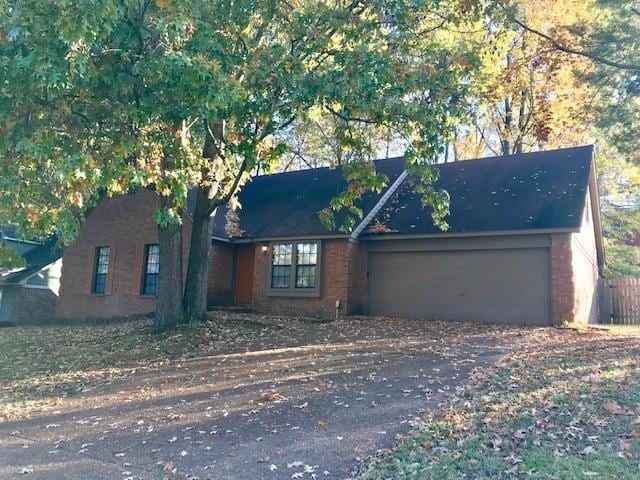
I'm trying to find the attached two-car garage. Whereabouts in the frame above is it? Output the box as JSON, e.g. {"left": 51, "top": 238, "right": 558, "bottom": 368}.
{"left": 366, "top": 236, "right": 552, "bottom": 326}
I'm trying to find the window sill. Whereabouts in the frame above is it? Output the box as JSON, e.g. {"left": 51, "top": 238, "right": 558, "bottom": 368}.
{"left": 267, "top": 288, "right": 321, "bottom": 298}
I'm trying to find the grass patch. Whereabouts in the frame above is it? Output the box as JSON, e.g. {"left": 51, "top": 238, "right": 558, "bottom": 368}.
{"left": 360, "top": 329, "right": 640, "bottom": 479}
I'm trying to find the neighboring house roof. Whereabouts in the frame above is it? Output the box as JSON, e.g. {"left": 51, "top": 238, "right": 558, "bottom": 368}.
{"left": 212, "top": 145, "right": 596, "bottom": 241}
{"left": 0, "top": 225, "right": 42, "bottom": 258}
{"left": 0, "top": 225, "right": 20, "bottom": 239}
{"left": 0, "top": 236, "right": 62, "bottom": 285}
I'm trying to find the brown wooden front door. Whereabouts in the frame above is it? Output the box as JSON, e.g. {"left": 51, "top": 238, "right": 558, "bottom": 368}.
{"left": 234, "top": 245, "right": 255, "bottom": 305}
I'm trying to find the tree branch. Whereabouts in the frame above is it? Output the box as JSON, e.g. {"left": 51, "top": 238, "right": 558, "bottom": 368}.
{"left": 513, "top": 18, "right": 640, "bottom": 71}
{"left": 326, "top": 106, "right": 380, "bottom": 125}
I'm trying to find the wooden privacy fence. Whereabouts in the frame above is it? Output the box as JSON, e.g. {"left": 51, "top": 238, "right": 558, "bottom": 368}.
{"left": 599, "top": 277, "right": 640, "bottom": 325}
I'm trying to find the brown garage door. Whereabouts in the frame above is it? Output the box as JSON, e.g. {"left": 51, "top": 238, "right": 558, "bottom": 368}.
{"left": 368, "top": 248, "right": 551, "bottom": 326}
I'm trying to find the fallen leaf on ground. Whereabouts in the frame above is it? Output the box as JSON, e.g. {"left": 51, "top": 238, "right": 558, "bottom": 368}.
{"left": 603, "top": 400, "right": 631, "bottom": 416}
{"left": 261, "top": 391, "right": 286, "bottom": 402}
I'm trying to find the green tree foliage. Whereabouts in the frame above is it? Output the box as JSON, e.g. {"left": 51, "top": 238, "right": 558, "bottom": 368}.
{"left": 596, "top": 140, "right": 640, "bottom": 277}
{"left": 585, "top": 2, "right": 640, "bottom": 167}
{"left": 567, "top": 0, "right": 640, "bottom": 276}
{"left": 0, "top": 244, "right": 25, "bottom": 270}
{"left": 0, "top": 0, "right": 495, "bottom": 328}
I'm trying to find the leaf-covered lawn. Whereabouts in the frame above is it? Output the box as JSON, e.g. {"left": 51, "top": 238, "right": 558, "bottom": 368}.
{"left": 359, "top": 328, "right": 640, "bottom": 479}
{"left": 0, "top": 312, "right": 514, "bottom": 422}
{"left": 0, "top": 317, "right": 211, "bottom": 420}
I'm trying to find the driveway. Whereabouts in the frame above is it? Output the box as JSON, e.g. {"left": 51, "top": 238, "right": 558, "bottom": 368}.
{"left": 0, "top": 314, "right": 520, "bottom": 480}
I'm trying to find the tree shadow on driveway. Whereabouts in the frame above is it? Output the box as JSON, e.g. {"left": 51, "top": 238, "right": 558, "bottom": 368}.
{"left": 0, "top": 314, "right": 526, "bottom": 480}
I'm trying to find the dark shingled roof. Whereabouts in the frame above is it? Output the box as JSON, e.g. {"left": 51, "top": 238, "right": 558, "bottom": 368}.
{"left": 366, "top": 145, "right": 594, "bottom": 236}
{"left": 212, "top": 158, "right": 406, "bottom": 239}
{"left": 211, "top": 145, "right": 594, "bottom": 240}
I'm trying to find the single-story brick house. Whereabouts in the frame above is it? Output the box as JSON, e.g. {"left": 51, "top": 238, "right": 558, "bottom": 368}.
{"left": 56, "top": 145, "right": 604, "bottom": 326}
{"left": 0, "top": 233, "right": 62, "bottom": 324}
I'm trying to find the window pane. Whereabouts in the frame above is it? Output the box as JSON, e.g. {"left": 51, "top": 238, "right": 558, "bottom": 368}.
{"left": 93, "top": 247, "right": 109, "bottom": 293}
{"left": 96, "top": 247, "right": 109, "bottom": 274}
{"left": 295, "top": 243, "right": 317, "bottom": 288}
{"left": 296, "top": 243, "right": 317, "bottom": 266}
{"left": 143, "top": 244, "right": 160, "bottom": 295}
{"left": 272, "top": 244, "right": 292, "bottom": 266}
{"left": 295, "top": 265, "right": 316, "bottom": 288}
{"left": 144, "top": 273, "right": 158, "bottom": 296}
{"left": 146, "top": 244, "right": 160, "bottom": 274}
{"left": 271, "top": 265, "right": 290, "bottom": 288}
{"left": 271, "top": 244, "right": 292, "bottom": 288}
{"left": 94, "top": 273, "right": 107, "bottom": 294}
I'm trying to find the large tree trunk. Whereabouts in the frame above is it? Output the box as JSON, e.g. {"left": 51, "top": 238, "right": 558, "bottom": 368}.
{"left": 182, "top": 120, "right": 247, "bottom": 323}
{"left": 154, "top": 200, "right": 184, "bottom": 331}
{"left": 183, "top": 187, "right": 215, "bottom": 322}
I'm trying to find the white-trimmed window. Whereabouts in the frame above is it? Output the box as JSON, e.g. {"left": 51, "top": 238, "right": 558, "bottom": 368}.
{"left": 268, "top": 241, "right": 320, "bottom": 296}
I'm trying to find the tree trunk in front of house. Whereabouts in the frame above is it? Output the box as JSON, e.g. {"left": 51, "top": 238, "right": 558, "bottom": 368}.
{"left": 183, "top": 187, "right": 215, "bottom": 322}
{"left": 154, "top": 213, "right": 184, "bottom": 332}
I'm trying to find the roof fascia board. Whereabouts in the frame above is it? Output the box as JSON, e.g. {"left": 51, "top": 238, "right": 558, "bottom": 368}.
{"left": 217, "top": 234, "right": 350, "bottom": 244}
{"left": 211, "top": 235, "right": 231, "bottom": 243}
{"left": 360, "top": 227, "right": 579, "bottom": 241}
{"left": 588, "top": 152, "right": 606, "bottom": 274}
{"left": 2, "top": 237, "right": 43, "bottom": 245}
{"left": 0, "top": 267, "right": 30, "bottom": 285}
{"left": 350, "top": 170, "right": 409, "bottom": 243}
{"left": 22, "top": 284, "right": 54, "bottom": 290}
{"left": 17, "top": 259, "right": 61, "bottom": 286}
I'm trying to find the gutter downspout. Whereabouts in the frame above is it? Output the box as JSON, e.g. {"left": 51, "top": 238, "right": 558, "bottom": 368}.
{"left": 349, "top": 170, "right": 409, "bottom": 243}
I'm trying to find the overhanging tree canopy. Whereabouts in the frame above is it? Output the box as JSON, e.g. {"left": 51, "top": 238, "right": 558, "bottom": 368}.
{"left": 1, "top": 0, "right": 496, "bottom": 329}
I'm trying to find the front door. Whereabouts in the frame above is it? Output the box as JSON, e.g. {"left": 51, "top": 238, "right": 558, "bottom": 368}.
{"left": 234, "top": 245, "right": 255, "bottom": 305}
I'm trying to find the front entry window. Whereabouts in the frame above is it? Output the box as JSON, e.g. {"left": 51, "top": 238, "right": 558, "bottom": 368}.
{"left": 271, "top": 243, "right": 292, "bottom": 288}
{"left": 269, "top": 241, "right": 320, "bottom": 296}
{"left": 295, "top": 243, "right": 317, "bottom": 288}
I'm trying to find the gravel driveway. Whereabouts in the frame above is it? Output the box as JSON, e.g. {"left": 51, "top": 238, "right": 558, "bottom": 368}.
{"left": 0, "top": 313, "right": 520, "bottom": 480}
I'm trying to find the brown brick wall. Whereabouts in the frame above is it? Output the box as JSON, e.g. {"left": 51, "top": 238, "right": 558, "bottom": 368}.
{"left": 550, "top": 196, "right": 599, "bottom": 326}
{"left": 56, "top": 190, "right": 192, "bottom": 320}
{"left": 207, "top": 240, "right": 235, "bottom": 306}
{"left": 1, "top": 286, "right": 58, "bottom": 324}
{"left": 250, "top": 239, "right": 366, "bottom": 317}
{"left": 570, "top": 192, "right": 599, "bottom": 324}
{"left": 550, "top": 233, "right": 575, "bottom": 326}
